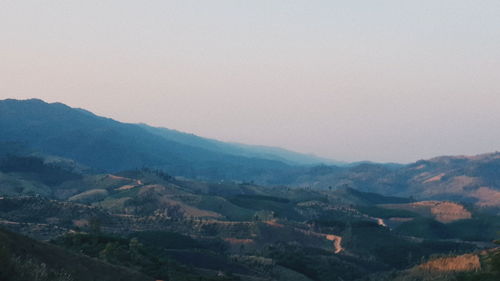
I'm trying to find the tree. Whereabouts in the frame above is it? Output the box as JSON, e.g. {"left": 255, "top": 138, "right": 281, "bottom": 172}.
{"left": 88, "top": 217, "right": 101, "bottom": 234}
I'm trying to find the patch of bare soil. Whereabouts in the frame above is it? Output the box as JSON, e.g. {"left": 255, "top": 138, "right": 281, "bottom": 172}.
{"left": 418, "top": 254, "right": 480, "bottom": 272}
{"left": 472, "top": 187, "right": 500, "bottom": 206}
{"left": 429, "top": 201, "right": 472, "bottom": 223}
{"left": 423, "top": 173, "right": 446, "bottom": 184}
{"left": 223, "top": 238, "right": 254, "bottom": 245}
{"left": 382, "top": 201, "right": 471, "bottom": 223}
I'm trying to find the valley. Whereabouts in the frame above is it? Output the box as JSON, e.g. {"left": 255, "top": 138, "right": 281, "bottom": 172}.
{"left": 1, "top": 99, "right": 500, "bottom": 281}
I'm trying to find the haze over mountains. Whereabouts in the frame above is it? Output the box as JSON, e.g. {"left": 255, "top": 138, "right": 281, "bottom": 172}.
{"left": 2, "top": 1, "right": 500, "bottom": 279}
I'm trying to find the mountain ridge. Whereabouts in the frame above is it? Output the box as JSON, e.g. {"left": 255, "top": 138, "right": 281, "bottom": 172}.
{"left": 0, "top": 98, "right": 340, "bottom": 181}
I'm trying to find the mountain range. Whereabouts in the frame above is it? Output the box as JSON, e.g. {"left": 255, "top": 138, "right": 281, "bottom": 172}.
{"left": 0, "top": 99, "right": 339, "bottom": 181}
{"left": 2, "top": 98, "right": 500, "bottom": 205}
{"left": 0, "top": 153, "right": 498, "bottom": 281}
{"left": 1, "top": 98, "right": 500, "bottom": 281}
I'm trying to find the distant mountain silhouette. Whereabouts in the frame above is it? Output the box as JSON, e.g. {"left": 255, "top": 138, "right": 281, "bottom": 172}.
{"left": 0, "top": 98, "right": 337, "bottom": 180}
{"left": 138, "top": 123, "right": 343, "bottom": 166}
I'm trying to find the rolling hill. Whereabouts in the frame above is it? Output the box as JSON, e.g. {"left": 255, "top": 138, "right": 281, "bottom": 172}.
{"left": 287, "top": 152, "right": 500, "bottom": 207}
{"left": 0, "top": 152, "right": 497, "bottom": 281}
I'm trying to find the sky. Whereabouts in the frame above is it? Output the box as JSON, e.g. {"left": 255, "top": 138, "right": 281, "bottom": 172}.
{"left": 1, "top": 1, "right": 500, "bottom": 163}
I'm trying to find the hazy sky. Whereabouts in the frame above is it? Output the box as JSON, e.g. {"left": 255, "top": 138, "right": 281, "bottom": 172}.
{"left": 1, "top": 1, "right": 500, "bottom": 163}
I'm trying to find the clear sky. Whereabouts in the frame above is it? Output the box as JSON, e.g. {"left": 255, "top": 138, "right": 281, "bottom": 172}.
{"left": 1, "top": 1, "right": 499, "bottom": 163}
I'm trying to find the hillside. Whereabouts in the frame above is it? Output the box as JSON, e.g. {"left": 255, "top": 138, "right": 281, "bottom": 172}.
{"left": 0, "top": 158, "right": 489, "bottom": 281}
{"left": 139, "top": 123, "right": 342, "bottom": 166}
{"left": 0, "top": 227, "right": 152, "bottom": 281}
{"left": 0, "top": 99, "right": 336, "bottom": 181}
{"left": 288, "top": 153, "right": 500, "bottom": 207}
{"left": 3, "top": 99, "right": 499, "bottom": 207}
{"left": 1, "top": 99, "right": 500, "bottom": 281}
{"left": 366, "top": 247, "right": 500, "bottom": 281}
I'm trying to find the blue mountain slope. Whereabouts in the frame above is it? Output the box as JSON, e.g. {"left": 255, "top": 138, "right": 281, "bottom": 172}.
{"left": 0, "top": 99, "right": 336, "bottom": 180}
{"left": 138, "top": 124, "right": 342, "bottom": 166}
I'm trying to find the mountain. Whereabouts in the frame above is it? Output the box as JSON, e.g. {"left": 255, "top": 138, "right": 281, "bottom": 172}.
{"left": 2, "top": 98, "right": 500, "bottom": 281}
{"left": 1, "top": 99, "right": 499, "bottom": 205}
{"left": 2, "top": 99, "right": 499, "bottom": 205}
{"left": 0, "top": 98, "right": 337, "bottom": 181}
{"left": 139, "top": 123, "right": 343, "bottom": 166}
{"left": 286, "top": 152, "right": 500, "bottom": 207}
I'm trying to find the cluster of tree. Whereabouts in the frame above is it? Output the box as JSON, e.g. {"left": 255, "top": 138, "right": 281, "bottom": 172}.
{"left": 51, "top": 232, "right": 240, "bottom": 281}
{"left": 0, "top": 155, "right": 82, "bottom": 186}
